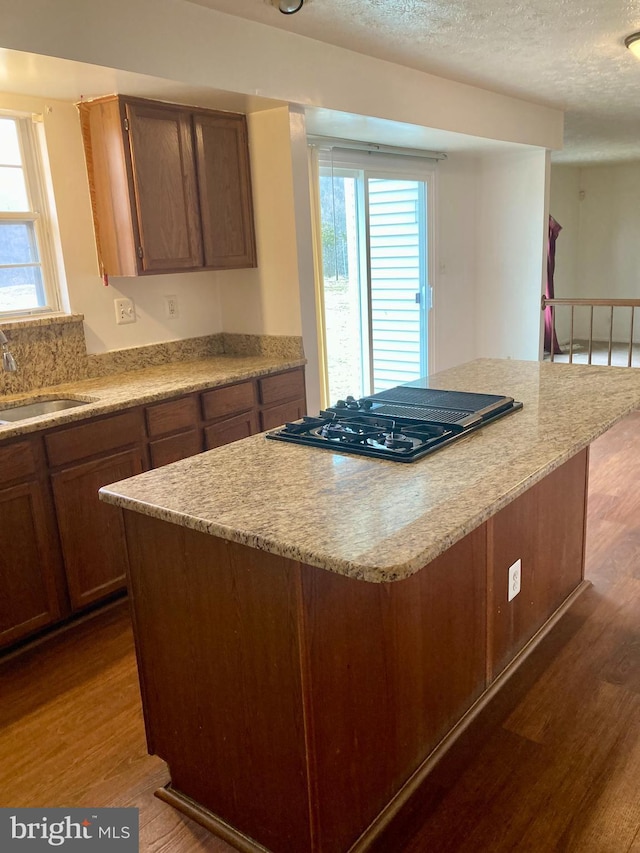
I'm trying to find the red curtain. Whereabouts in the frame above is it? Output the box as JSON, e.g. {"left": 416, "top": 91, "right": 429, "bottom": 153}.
{"left": 544, "top": 215, "right": 562, "bottom": 355}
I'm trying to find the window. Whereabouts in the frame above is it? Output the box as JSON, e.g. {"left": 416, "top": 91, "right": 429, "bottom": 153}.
{"left": 0, "top": 113, "right": 60, "bottom": 317}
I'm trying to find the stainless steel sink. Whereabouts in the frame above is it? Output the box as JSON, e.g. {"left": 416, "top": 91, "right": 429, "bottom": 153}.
{"left": 0, "top": 398, "right": 92, "bottom": 422}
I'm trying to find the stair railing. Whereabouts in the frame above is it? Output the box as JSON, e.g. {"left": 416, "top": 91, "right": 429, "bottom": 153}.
{"left": 542, "top": 297, "right": 640, "bottom": 366}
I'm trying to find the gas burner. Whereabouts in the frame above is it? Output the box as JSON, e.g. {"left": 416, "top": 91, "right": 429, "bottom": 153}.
{"left": 317, "top": 417, "right": 384, "bottom": 445}
{"left": 383, "top": 432, "right": 414, "bottom": 450}
{"left": 267, "top": 386, "right": 523, "bottom": 462}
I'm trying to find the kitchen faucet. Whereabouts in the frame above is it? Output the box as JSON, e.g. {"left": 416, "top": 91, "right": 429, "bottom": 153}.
{"left": 0, "top": 329, "right": 17, "bottom": 372}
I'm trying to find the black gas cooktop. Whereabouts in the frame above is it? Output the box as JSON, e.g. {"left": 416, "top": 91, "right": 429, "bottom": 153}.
{"left": 265, "top": 383, "right": 523, "bottom": 462}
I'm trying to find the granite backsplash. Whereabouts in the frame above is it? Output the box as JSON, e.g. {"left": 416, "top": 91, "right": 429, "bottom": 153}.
{"left": 0, "top": 315, "right": 304, "bottom": 395}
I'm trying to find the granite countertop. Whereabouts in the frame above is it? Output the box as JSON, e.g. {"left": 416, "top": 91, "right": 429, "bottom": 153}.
{"left": 99, "top": 358, "right": 640, "bottom": 584}
{"left": 0, "top": 353, "right": 306, "bottom": 441}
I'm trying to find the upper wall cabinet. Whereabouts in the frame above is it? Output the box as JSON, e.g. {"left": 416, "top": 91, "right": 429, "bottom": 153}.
{"left": 78, "top": 95, "right": 257, "bottom": 277}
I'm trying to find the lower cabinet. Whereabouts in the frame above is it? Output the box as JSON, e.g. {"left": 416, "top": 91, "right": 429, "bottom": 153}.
{"left": 50, "top": 449, "right": 145, "bottom": 611}
{"left": 46, "top": 410, "right": 147, "bottom": 613}
{"left": 0, "top": 437, "right": 67, "bottom": 648}
{"left": 1, "top": 366, "right": 306, "bottom": 651}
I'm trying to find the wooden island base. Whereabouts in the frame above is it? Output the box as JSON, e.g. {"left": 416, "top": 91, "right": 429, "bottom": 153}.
{"left": 122, "top": 450, "right": 589, "bottom": 853}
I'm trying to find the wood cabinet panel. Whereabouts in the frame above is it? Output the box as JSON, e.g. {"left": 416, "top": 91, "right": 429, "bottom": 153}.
{"left": 78, "top": 95, "right": 256, "bottom": 277}
{"left": 260, "top": 399, "right": 305, "bottom": 431}
{"left": 78, "top": 96, "right": 138, "bottom": 277}
{"left": 125, "top": 101, "right": 203, "bottom": 272}
{"left": 123, "top": 513, "right": 312, "bottom": 852}
{"left": 149, "top": 430, "right": 202, "bottom": 468}
{"left": 204, "top": 412, "right": 258, "bottom": 450}
{"left": 51, "top": 449, "right": 145, "bottom": 611}
{"left": 0, "top": 440, "right": 37, "bottom": 481}
{"left": 258, "top": 368, "right": 305, "bottom": 406}
{"left": 0, "top": 480, "right": 65, "bottom": 648}
{"left": 146, "top": 395, "right": 199, "bottom": 439}
{"left": 194, "top": 112, "right": 257, "bottom": 269}
{"left": 488, "top": 449, "right": 589, "bottom": 679}
{"left": 0, "top": 436, "right": 67, "bottom": 649}
{"left": 122, "top": 511, "right": 486, "bottom": 853}
{"left": 45, "top": 409, "right": 145, "bottom": 468}
{"left": 201, "top": 381, "right": 256, "bottom": 422}
{"left": 302, "top": 527, "right": 487, "bottom": 852}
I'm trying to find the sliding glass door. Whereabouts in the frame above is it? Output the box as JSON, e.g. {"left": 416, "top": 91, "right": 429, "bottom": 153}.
{"left": 318, "top": 152, "right": 434, "bottom": 405}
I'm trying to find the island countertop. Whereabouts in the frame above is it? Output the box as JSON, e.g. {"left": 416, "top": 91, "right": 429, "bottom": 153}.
{"left": 99, "top": 358, "right": 640, "bottom": 583}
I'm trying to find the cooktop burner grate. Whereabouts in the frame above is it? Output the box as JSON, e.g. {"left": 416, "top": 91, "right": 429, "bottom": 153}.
{"left": 265, "top": 385, "right": 523, "bottom": 462}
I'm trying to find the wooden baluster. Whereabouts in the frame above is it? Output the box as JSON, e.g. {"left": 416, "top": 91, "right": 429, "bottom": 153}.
{"left": 608, "top": 306, "right": 614, "bottom": 366}
{"left": 569, "top": 305, "right": 575, "bottom": 363}
{"left": 588, "top": 306, "right": 594, "bottom": 365}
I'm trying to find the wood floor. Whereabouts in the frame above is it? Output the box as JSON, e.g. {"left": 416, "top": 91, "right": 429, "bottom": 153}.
{"left": 1, "top": 412, "right": 639, "bottom": 852}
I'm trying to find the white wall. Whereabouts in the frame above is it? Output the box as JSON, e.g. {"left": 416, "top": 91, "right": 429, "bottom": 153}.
{"left": 432, "top": 154, "right": 480, "bottom": 372}
{"left": 219, "top": 107, "right": 302, "bottom": 337}
{"left": 475, "top": 149, "right": 549, "bottom": 361}
{"left": 548, "top": 166, "right": 580, "bottom": 296}
{"left": 550, "top": 162, "right": 640, "bottom": 343}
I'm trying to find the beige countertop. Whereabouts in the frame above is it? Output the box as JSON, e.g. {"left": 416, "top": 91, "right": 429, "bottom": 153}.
{"left": 0, "top": 354, "right": 306, "bottom": 441}
{"left": 99, "top": 358, "right": 640, "bottom": 584}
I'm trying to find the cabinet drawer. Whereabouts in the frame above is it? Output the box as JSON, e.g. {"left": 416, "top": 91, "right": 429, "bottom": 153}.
{"left": 204, "top": 412, "right": 258, "bottom": 449}
{"left": 258, "top": 369, "right": 305, "bottom": 406}
{"left": 201, "top": 381, "right": 256, "bottom": 421}
{"left": 45, "top": 410, "right": 144, "bottom": 467}
{"left": 150, "top": 430, "right": 203, "bottom": 468}
{"left": 0, "top": 439, "right": 37, "bottom": 482}
{"left": 146, "top": 395, "right": 199, "bottom": 438}
{"left": 261, "top": 401, "right": 305, "bottom": 432}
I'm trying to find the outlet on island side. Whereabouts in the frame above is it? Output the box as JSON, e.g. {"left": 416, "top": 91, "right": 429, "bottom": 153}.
{"left": 164, "top": 295, "right": 179, "bottom": 319}
{"left": 507, "top": 558, "right": 522, "bottom": 602}
{"left": 114, "top": 297, "right": 136, "bottom": 325}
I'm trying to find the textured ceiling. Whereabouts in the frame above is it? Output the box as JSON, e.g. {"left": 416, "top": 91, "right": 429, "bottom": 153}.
{"left": 188, "top": 0, "right": 640, "bottom": 164}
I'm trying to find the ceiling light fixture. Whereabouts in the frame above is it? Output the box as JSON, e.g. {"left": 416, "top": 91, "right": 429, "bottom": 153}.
{"left": 273, "top": 0, "right": 304, "bottom": 14}
{"left": 625, "top": 32, "right": 640, "bottom": 58}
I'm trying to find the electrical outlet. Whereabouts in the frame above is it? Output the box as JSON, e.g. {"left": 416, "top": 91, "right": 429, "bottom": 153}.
{"left": 164, "top": 295, "right": 179, "bottom": 319}
{"left": 114, "top": 297, "right": 136, "bottom": 325}
{"left": 507, "top": 558, "right": 522, "bottom": 602}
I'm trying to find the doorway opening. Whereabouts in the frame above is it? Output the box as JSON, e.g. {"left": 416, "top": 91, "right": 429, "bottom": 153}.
{"left": 316, "top": 148, "right": 435, "bottom": 405}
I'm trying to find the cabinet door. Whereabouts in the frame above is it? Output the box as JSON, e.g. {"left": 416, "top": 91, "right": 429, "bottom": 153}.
{"left": 193, "top": 112, "right": 257, "bottom": 269}
{"left": 0, "top": 480, "right": 66, "bottom": 648}
{"left": 51, "top": 449, "right": 145, "bottom": 612}
{"left": 125, "top": 100, "right": 203, "bottom": 272}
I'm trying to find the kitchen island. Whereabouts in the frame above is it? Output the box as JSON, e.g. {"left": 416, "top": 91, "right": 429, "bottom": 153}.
{"left": 100, "top": 358, "right": 640, "bottom": 853}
